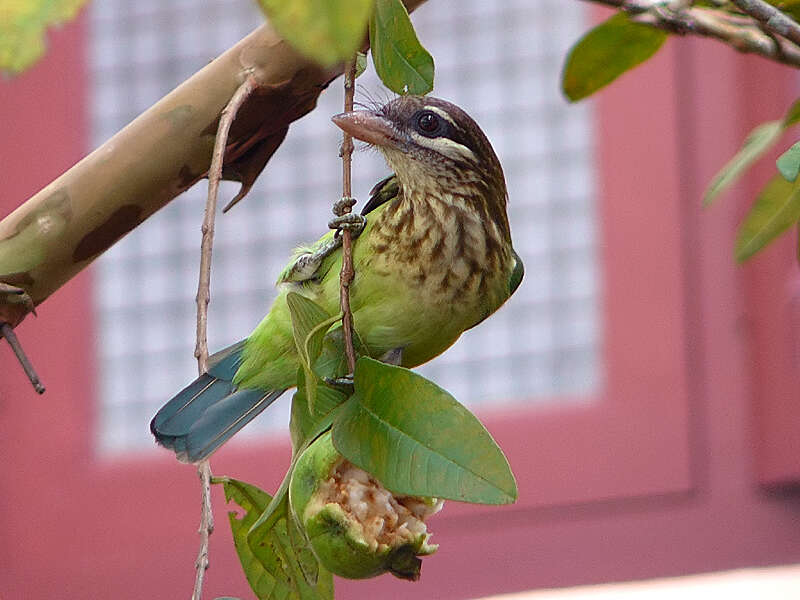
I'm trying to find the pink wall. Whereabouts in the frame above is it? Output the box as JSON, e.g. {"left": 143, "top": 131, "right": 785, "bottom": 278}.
{"left": 2, "top": 13, "right": 800, "bottom": 600}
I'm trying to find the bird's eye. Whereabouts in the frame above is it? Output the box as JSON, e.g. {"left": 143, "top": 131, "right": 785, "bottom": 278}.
{"left": 416, "top": 111, "right": 441, "bottom": 135}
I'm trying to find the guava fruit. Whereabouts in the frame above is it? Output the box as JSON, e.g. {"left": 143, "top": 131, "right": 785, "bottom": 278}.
{"left": 289, "top": 431, "right": 442, "bottom": 580}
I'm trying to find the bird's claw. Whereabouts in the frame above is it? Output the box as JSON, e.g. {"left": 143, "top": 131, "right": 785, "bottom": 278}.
{"left": 330, "top": 197, "right": 366, "bottom": 239}
{"left": 324, "top": 375, "right": 355, "bottom": 395}
{"left": 332, "top": 197, "right": 357, "bottom": 216}
{"left": 281, "top": 209, "right": 365, "bottom": 282}
{"left": 329, "top": 213, "right": 367, "bottom": 239}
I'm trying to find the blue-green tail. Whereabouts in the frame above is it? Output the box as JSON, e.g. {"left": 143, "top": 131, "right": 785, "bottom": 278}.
{"left": 150, "top": 341, "right": 285, "bottom": 463}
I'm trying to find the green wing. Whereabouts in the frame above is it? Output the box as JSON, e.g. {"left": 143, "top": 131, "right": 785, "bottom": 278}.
{"left": 466, "top": 248, "right": 524, "bottom": 331}
{"left": 276, "top": 175, "right": 400, "bottom": 285}
{"left": 360, "top": 174, "right": 399, "bottom": 216}
{"left": 509, "top": 248, "right": 524, "bottom": 296}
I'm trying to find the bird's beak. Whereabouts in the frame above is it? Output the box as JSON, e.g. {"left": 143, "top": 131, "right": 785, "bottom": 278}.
{"left": 332, "top": 111, "right": 401, "bottom": 148}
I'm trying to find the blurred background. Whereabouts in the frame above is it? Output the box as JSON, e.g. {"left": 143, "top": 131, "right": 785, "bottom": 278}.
{"left": 89, "top": 0, "right": 599, "bottom": 454}
{"left": 2, "top": 0, "right": 800, "bottom": 598}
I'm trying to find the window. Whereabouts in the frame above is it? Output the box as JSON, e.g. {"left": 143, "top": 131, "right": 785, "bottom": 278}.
{"left": 89, "top": 0, "right": 599, "bottom": 453}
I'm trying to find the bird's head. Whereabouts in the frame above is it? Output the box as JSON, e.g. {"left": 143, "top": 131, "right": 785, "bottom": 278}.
{"left": 332, "top": 95, "right": 509, "bottom": 238}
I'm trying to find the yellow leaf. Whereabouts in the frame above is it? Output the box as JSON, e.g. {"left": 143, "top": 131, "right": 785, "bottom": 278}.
{"left": 0, "top": 0, "right": 89, "bottom": 75}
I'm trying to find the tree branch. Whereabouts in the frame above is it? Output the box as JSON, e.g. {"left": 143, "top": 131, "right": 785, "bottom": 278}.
{"left": 729, "top": 0, "right": 800, "bottom": 47}
{"left": 0, "top": 0, "right": 429, "bottom": 331}
{"left": 580, "top": 0, "right": 800, "bottom": 68}
{"left": 0, "top": 322, "right": 45, "bottom": 394}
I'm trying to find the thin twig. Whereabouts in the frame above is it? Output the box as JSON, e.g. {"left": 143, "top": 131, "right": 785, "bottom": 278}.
{"left": 191, "top": 73, "right": 258, "bottom": 600}
{"left": 729, "top": 0, "right": 800, "bottom": 47}
{"left": 0, "top": 323, "right": 45, "bottom": 394}
{"left": 339, "top": 59, "right": 359, "bottom": 375}
{"left": 195, "top": 73, "right": 258, "bottom": 374}
{"left": 192, "top": 459, "right": 214, "bottom": 600}
{"left": 579, "top": 0, "right": 800, "bottom": 68}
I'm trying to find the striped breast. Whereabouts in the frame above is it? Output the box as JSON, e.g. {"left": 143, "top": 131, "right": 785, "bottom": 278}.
{"left": 367, "top": 188, "right": 511, "bottom": 311}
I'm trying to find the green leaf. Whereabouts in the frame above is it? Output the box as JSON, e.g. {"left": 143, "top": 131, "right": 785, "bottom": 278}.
{"left": 0, "top": 0, "right": 89, "bottom": 75}
{"left": 256, "top": 0, "right": 372, "bottom": 67}
{"left": 704, "top": 121, "right": 784, "bottom": 206}
{"left": 286, "top": 293, "right": 336, "bottom": 368}
{"left": 781, "top": 98, "right": 800, "bottom": 127}
{"left": 311, "top": 383, "right": 348, "bottom": 420}
{"left": 354, "top": 51, "right": 368, "bottom": 78}
{"left": 332, "top": 358, "right": 517, "bottom": 505}
{"left": 736, "top": 175, "right": 800, "bottom": 261}
{"left": 777, "top": 141, "right": 800, "bottom": 182}
{"left": 369, "top": 0, "right": 434, "bottom": 95}
{"left": 286, "top": 293, "right": 341, "bottom": 415}
{"left": 220, "top": 478, "right": 289, "bottom": 599}
{"left": 217, "top": 477, "right": 333, "bottom": 600}
{"left": 290, "top": 384, "right": 316, "bottom": 453}
{"left": 561, "top": 12, "right": 667, "bottom": 102}
{"left": 248, "top": 487, "right": 291, "bottom": 557}
{"left": 314, "top": 327, "right": 370, "bottom": 383}
{"left": 705, "top": 99, "right": 800, "bottom": 206}
{"left": 249, "top": 399, "right": 351, "bottom": 544}
{"left": 291, "top": 376, "right": 347, "bottom": 452}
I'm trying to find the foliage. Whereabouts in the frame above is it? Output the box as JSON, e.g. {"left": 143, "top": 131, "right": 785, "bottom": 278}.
{"left": 369, "top": 0, "right": 434, "bottom": 95}
{"left": 703, "top": 100, "right": 800, "bottom": 206}
{"left": 254, "top": 0, "right": 373, "bottom": 67}
{"left": 736, "top": 175, "right": 800, "bottom": 261}
{"left": 217, "top": 477, "right": 334, "bottom": 600}
{"left": 209, "top": 3, "right": 437, "bottom": 593}
{"left": 562, "top": 12, "right": 667, "bottom": 102}
{"left": 255, "top": 0, "right": 432, "bottom": 94}
{"left": 7, "top": 0, "right": 800, "bottom": 598}
{"left": 561, "top": 7, "right": 800, "bottom": 260}
{"left": 0, "top": 0, "right": 88, "bottom": 75}
{"left": 232, "top": 294, "right": 515, "bottom": 598}
{"left": 776, "top": 140, "right": 800, "bottom": 182}
{"left": 705, "top": 100, "right": 800, "bottom": 261}
{"left": 332, "top": 357, "right": 516, "bottom": 504}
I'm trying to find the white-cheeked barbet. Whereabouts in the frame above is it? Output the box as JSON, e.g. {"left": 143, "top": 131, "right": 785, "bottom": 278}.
{"left": 151, "top": 95, "right": 524, "bottom": 462}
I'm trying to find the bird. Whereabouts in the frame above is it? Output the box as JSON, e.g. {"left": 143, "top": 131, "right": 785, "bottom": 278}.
{"left": 150, "top": 95, "right": 524, "bottom": 463}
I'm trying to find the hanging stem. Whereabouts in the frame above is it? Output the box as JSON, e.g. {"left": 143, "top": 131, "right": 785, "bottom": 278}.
{"left": 339, "top": 59, "right": 359, "bottom": 375}
{"left": 192, "top": 73, "right": 257, "bottom": 600}
{"left": 196, "top": 73, "right": 258, "bottom": 374}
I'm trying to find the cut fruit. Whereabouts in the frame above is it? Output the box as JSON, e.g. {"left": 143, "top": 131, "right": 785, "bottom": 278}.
{"left": 289, "top": 431, "right": 442, "bottom": 580}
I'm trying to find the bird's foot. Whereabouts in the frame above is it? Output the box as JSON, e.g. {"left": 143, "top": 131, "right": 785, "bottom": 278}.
{"left": 281, "top": 211, "right": 367, "bottom": 283}
{"left": 330, "top": 197, "right": 365, "bottom": 238}
{"left": 282, "top": 238, "right": 340, "bottom": 282}
{"left": 324, "top": 375, "right": 355, "bottom": 395}
{"left": 329, "top": 213, "right": 366, "bottom": 239}
{"left": 332, "top": 196, "right": 357, "bottom": 216}
{"left": 281, "top": 197, "right": 367, "bottom": 283}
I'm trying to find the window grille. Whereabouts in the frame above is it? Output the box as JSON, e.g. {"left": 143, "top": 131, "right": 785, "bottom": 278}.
{"left": 89, "top": 0, "right": 600, "bottom": 454}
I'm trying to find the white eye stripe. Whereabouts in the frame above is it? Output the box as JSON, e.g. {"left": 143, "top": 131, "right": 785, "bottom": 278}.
{"left": 408, "top": 130, "right": 477, "bottom": 161}
{"left": 422, "top": 106, "right": 458, "bottom": 128}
